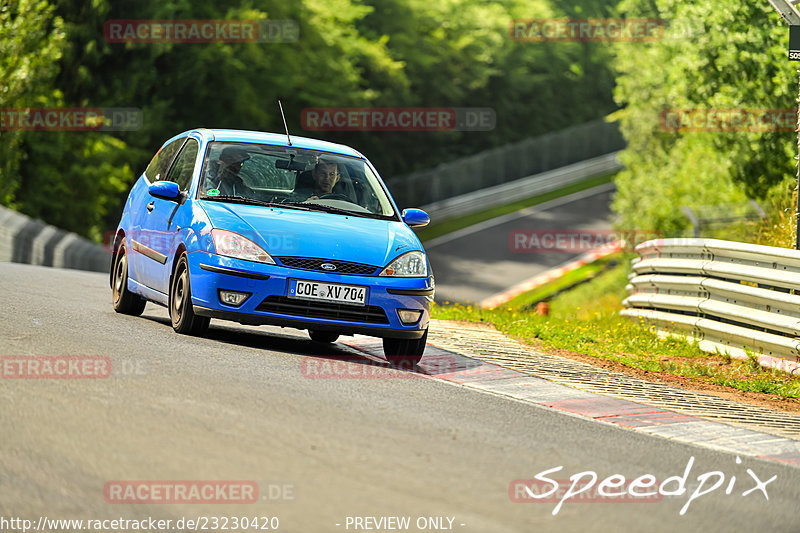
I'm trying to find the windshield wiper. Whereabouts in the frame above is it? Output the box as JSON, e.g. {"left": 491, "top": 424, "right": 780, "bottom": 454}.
{"left": 301, "top": 202, "right": 394, "bottom": 219}
{"left": 299, "top": 202, "right": 374, "bottom": 217}
{"left": 201, "top": 195, "right": 311, "bottom": 211}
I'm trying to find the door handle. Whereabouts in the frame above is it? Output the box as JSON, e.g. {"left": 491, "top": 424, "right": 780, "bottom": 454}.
{"left": 147, "top": 202, "right": 155, "bottom": 212}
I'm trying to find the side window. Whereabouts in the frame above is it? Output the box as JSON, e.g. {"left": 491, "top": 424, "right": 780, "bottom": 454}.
{"left": 165, "top": 139, "right": 199, "bottom": 191}
{"left": 144, "top": 138, "right": 186, "bottom": 182}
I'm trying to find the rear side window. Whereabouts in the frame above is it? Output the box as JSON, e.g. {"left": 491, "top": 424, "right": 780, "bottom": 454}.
{"left": 144, "top": 138, "right": 186, "bottom": 182}
{"left": 166, "top": 139, "right": 199, "bottom": 191}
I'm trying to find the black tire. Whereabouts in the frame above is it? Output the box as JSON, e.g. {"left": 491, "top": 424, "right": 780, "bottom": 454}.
{"left": 169, "top": 255, "right": 210, "bottom": 336}
{"left": 383, "top": 328, "right": 427, "bottom": 368}
{"left": 309, "top": 330, "right": 339, "bottom": 343}
{"left": 111, "top": 243, "right": 146, "bottom": 316}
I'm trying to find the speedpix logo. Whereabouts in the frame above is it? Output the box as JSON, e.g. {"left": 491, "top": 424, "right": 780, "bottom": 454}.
{"left": 510, "top": 456, "right": 776, "bottom": 516}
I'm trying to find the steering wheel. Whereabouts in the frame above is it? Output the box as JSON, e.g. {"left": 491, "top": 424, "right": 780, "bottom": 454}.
{"left": 317, "top": 193, "right": 353, "bottom": 202}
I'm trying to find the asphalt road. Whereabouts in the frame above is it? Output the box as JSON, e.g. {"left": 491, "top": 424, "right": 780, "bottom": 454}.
{"left": 1, "top": 262, "right": 799, "bottom": 532}
{"left": 426, "top": 183, "right": 617, "bottom": 305}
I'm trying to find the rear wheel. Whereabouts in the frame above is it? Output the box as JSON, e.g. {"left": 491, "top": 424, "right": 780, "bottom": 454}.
{"left": 111, "top": 243, "right": 146, "bottom": 316}
{"left": 383, "top": 328, "right": 427, "bottom": 368}
{"left": 309, "top": 330, "right": 339, "bottom": 343}
{"left": 170, "top": 255, "right": 210, "bottom": 335}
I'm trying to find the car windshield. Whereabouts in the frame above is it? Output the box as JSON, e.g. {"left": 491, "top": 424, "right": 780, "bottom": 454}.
{"left": 198, "top": 142, "right": 397, "bottom": 219}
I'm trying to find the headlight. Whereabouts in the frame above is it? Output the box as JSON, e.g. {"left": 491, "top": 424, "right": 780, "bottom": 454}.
{"left": 380, "top": 251, "right": 427, "bottom": 277}
{"left": 211, "top": 229, "right": 276, "bottom": 264}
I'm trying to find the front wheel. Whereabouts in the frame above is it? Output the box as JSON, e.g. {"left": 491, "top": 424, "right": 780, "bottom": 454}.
{"left": 111, "top": 243, "right": 146, "bottom": 316}
{"left": 383, "top": 329, "right": 427, "bottom": 367}
{"left": 170, "top": 255, "right": 210, "bottom": 336}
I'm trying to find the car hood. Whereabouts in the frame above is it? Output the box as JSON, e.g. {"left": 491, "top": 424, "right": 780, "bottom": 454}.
{"left": 199, "top": 201, "right": 422, "bottom": 267}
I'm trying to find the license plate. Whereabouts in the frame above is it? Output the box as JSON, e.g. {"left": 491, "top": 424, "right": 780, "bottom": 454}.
{"left": 288, "top": 279, "right": 367, "bottom": 306}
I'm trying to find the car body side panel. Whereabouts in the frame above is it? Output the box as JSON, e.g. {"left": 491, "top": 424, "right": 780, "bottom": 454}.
{"left": 126, "top": 175, "right": 155, "bottom": 287}
{"left": 136, "top": 197, "right": 180, "bottom": 293}
{"left": 135, "top": 132, "right": 209, "bottom": 294}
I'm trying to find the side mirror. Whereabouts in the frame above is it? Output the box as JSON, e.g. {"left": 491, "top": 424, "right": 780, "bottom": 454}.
{"left": 402, "top": 208, "right": 430, "bottom": 228}
{"left": 148, "top": 181, "right": 181, "bottom": 201}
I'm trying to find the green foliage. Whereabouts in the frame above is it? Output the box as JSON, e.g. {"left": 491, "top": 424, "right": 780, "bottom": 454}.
{"left": 1, "top": 0, "right": 134, "bottom": 238}
{"left": 2, "top": 0, "right": 621, "bottom": 239}
{"left": 612, "top": 0, "right": 798, "bottom": 236}
{"left": 16, "top": 133, "right": 131, "bottom": 240}
{"left": 0, "top": 0, "right": 65, "bottom": 206}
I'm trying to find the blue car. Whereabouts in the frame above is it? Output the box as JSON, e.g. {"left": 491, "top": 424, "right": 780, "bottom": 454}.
{"left": 110, "top": 129, "right": 433, "bottom": 365}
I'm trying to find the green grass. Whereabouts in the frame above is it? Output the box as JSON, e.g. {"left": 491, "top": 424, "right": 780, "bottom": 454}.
{"left": 503, "top": 254, "right": 621, "bottom": 309}
{"left": 416, "top": 173, "right": 616, "bottom": 243}
{"left": 432, "top": 259, "right": 800, "bottom": 400}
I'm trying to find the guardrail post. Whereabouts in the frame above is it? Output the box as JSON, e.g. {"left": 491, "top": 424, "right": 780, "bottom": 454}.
{"left": 680, "top": 206, "right": 700, "bottom": 237}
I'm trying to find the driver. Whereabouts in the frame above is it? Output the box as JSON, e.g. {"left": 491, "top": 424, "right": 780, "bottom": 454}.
{"left": 212, "top": 147, "right": 254, "bottom": 197}
{"left": 306, "top": 159, "right": 340, "bottom": 200}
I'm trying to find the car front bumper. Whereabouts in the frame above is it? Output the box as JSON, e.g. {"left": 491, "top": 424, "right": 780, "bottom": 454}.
{"left": 187, "top": 251, "right": 432, "bottom": 339}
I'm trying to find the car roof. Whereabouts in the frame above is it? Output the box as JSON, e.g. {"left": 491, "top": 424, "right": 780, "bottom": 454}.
{"left": 177, "top": 129, "right": 364, "bottom": 158}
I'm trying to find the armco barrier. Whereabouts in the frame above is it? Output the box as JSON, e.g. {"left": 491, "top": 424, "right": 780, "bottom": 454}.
{"left": 621, "top": 238, "right": 800, "bottom": 374}
{"left": 387, "top": 119, "right": 625, "bottom": 210}
{"left": 0, "top": 205, "right": 110, "bottom": 273}
{"left": 419, "top": 152, "right": 621, "bottom": 223}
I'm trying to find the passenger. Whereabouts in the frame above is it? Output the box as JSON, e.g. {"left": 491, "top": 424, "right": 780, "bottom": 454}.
{"left": 212, "top": 147, "right": 254, "bottom": 197}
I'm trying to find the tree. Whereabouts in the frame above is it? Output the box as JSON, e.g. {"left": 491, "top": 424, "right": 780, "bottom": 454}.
{"left": 3, "top": 0, "right": 622, "bottom": 239}
{"left": 0, "top": 0, "right": 65, "bottom": 207}
{"left": 612, "top": 0, "right": 796, "bottom": 235}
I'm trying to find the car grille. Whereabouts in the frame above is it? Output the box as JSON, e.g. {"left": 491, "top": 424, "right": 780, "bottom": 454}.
{"left": 276, "top": 257, "right": 379, "bottom": 275}
{"left": 255, "top": 296, "right": 390, "bottom": 324}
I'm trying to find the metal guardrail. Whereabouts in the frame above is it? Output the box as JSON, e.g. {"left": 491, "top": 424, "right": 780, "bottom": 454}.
{"left": 0, "top": 205, "right": 110, "bottom": 273}
{"left": 388, "top": 119, "right": 624, "bottom": 209}
{"left": 419, "top": 152, "right": 621, "bottom": 223}
{"left": 621, "top": 238, "right": 800, "bottom": 373}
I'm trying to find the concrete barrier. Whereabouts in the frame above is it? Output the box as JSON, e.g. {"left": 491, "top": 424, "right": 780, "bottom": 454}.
{"left": 0, "top": 205, "right": 110, "bottom": 273}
